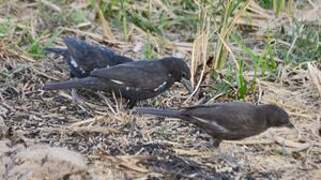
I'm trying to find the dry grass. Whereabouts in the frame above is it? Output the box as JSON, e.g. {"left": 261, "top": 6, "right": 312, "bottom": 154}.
{"left": 0, "top": 0, "right": 321, "bottom": 179}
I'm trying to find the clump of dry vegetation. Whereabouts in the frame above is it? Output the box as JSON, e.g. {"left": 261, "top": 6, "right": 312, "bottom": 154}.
{"left": 0, "top": 0, "right": 321, "bottom": 179}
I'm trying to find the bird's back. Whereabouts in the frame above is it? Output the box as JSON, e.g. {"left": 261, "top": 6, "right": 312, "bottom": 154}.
{"left": 64, "top": 37, "right": 114, "bottom": 76}
{"left": 90, "top": 60, "right": 174, "bottom": 100}
{"left": 62, "top": 37, "right": 133, "bottom": 78}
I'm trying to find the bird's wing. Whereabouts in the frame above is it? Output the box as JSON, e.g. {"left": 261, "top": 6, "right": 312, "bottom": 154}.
{"left": 183, "top": 103, "right": 260, "bottom": 132}
{"left": 63, "top": 37, "right": 115, "bottom": 73}
{"left": 90, "top": 61, "right": 169, "bottom": 91}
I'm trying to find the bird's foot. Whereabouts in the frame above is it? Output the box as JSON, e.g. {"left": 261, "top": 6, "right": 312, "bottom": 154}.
{"left": 212, "top": 139, "right": 222, "bottom": 148}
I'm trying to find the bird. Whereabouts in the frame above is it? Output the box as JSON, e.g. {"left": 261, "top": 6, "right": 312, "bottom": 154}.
{"left": 135, "top": 102, "right": 294, "bottom": 146}
{"left": 44, "top": 36, "right": 133, "bottom": 78}
{"left": 43, "top": 57, "right": 192, "bottom": 108}
{"left": 44, "top": 36, "right": 133, "bottom": 102}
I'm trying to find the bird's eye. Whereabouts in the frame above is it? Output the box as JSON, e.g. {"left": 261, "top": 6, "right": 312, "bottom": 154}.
{"left": 182, "top": 72, "right": 187, "bottom": 77}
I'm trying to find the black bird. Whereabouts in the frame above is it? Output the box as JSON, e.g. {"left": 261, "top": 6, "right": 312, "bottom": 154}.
{"left": 44, "top": 37, "right": 133, "bottom": 102}
{"left": 44, "top": 36, "right": 133, "bottom": 78}
{"left": 43, "top": 57, "right": 192, "bottom": 108}
{"left": 135, "top": 102, "right": 294, "bottom": 146}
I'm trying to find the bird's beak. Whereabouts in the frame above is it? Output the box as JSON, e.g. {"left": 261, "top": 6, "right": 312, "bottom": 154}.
{"left": 285, "top": 123, "right": 295, "bottom": 129}
{"left": 181, "top": 78, "right": 193, "bottom": 93}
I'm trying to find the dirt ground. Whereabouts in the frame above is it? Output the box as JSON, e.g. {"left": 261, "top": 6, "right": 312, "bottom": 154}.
{"left": 1, "top": 41, "right": 321, "bottom": 180}
{"left": 1, "top": 0, "right": 321, "bottom": 180}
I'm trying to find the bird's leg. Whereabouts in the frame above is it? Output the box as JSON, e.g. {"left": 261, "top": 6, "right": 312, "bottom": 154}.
{"left": 212, "top": 141, "right": 239, "bottom": 167}
{"left": 70, "top": 89, "right": 92, "bottom": 113}
{"left": 212, "top": 139, "right": 222, "bottom": 148}
{"left": 126, "top": 100, "right": 137, "bottom": 109}
{"left": 68, "top": 75, "right": 84, "bottom": 104}
{"left": 71, "top": 88, "right": 83, "bottom": 103}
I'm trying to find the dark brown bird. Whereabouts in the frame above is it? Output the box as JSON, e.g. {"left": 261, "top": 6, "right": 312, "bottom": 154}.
{"left": 135, "top": 102, "right": 294, "bottom": 145}
{"left": 43, "top": 57, "right": 192, "bottom": 108}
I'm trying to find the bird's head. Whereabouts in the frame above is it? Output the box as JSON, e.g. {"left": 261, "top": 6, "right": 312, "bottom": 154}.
{"left": 161, "top": 57, "right": 192, "bottom": 92}
{"left": 260, "top": 104, "right": 294, "bottom": 128}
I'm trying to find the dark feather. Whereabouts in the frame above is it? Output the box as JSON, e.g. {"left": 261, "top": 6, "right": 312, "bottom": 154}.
{"left": 43, "top": 77, "right": 109, "bottom": 91}
{"left": 135, "top": 107, "right": 182, "bottom": 118}
{"left": 44, "top": 47, "right": 67, "bottom": 56}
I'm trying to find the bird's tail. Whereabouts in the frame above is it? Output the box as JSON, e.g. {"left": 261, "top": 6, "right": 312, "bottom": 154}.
{"left": 44, "top": 47, "right": 67, "bottom": 55}
{"left": 134, "top": 107, "right": 182, "bottom": 119}
{"left": 43, "top": 77, "right": 105, "bottom": 90}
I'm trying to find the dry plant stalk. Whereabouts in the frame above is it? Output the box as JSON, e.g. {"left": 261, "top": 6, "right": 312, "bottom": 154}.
{"left": 190, "top": 30, "right": 209, "bottom": 87}
{"left": 100, "top": 155, "right": 150, "bottom": 173}
{"left": 186, "top": 5, "right": 210, "bottom": 102}
{"left": 214, "top": 0, "right": 252, "bottom": 71}
{"left": 39, "top": 0, "right": 62, "bottom": 13}
{"left": 96, "top": 0, "right": 115, "bottom": 40}
{"left": 308, "top": 62, "right": 321, "bottom": 96}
